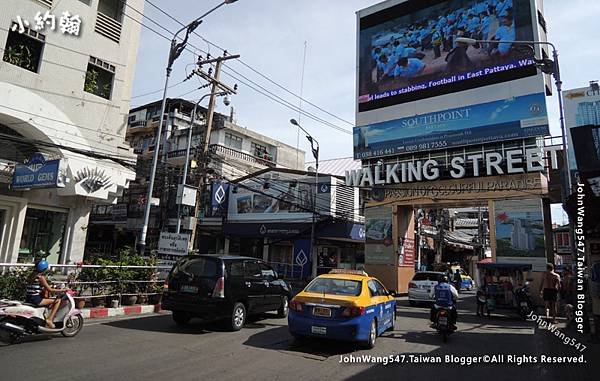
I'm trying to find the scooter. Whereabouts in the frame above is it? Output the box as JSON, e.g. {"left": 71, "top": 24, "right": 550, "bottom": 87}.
{"left": 514, "top": 282, "right": 533, "bottom": 320}
{"left": 0, "top": 289, "right": 84, "bottom": 344}
{"left": 434, "top": 307, "right": 456, "bottom": 343}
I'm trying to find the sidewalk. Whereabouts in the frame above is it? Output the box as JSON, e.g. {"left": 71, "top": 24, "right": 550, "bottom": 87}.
{"left": 80, "top": 304, "right": 164, "bottom": 319}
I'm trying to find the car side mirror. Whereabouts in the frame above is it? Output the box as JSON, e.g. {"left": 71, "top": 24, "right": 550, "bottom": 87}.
{"left": 388, "top": 289, "right": 396, "bottom": 297}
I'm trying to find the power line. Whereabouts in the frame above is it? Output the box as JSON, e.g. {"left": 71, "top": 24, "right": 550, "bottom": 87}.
{"left": 144, "top": 0, "right": 355, "bottom": 128}
{"left": 126, "top": 1, "right": 353, "bottom": 134}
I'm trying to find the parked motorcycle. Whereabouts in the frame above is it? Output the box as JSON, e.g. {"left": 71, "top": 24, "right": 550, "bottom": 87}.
{"left": 514, "top": 282, "right": 533, "bottom": 320}
{"left": 0, "top": 289, "right": 84, "bottom": 344}
{"left": 434, "top": 307, "right": 456, "bottom": 342}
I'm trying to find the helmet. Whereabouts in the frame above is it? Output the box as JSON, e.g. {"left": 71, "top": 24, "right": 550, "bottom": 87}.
{"left": 36, "top": 260, "right": 49, "bottom": 272}
{"left": 440, "top": 275, "right": 449, "bottom": 283}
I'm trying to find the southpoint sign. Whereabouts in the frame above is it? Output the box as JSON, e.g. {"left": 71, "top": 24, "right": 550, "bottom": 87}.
{"left": 346, "top": 146, "right": 561, "bottom": 187}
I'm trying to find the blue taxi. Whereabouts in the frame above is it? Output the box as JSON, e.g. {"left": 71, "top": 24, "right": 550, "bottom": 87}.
{"left": 288, "top": 269, "right": 396, "bottom": 348}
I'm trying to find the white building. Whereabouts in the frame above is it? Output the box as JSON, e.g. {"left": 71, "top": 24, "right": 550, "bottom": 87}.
{"left": 87, "top": 98, "right": 306, "bottom": 255}
{"left": 0, "top": 0, "right": 143, "bottom": 264}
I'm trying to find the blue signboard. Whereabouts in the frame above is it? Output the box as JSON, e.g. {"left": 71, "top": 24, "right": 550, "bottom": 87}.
{"left": 293, "top": 239, "right": 312, "bottom": 279}
{"left": 12, "top": 153, "right": 62, "bottom": 190}
{"left": 211, "top": 182, "right": 229, "bottom": 217}
{"left": 353, "top": 92, "right": 549, "bottom": 159}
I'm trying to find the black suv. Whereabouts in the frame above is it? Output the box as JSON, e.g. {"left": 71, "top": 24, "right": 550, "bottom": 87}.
{"left": 162, "top": 255, "right": 292, "bottom": 331}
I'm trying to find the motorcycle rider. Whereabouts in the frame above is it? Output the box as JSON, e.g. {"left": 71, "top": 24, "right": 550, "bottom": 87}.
{"left": 26, "top": 260, "right": 64, "bottom": 329}
{"left": 430, "top": 276, "right": 459, "bottom": 328}
{"left": 453, "top": 269, "right": 462, "bottom": 292}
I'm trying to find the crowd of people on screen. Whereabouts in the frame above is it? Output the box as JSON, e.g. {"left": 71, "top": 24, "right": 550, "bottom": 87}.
{"left": 371, "top": 0, "right": 516, "bottom": 82}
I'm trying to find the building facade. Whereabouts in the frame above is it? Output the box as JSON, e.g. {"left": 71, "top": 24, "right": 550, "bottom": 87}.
{"left": 87, "top": 98, "right": 305, "bottom": 255}
{"left": 0, "top": 0, "right": 143, "bottom": 264}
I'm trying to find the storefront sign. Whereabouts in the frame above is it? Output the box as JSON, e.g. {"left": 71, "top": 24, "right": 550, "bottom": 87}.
{"left": 369, "top": 173, "right": 547, "bottom": 205}
{"left": 12, "top": 153, "right": 63, "bottom": 190}
{"left": 158, "top": 233, "right": 190, "bottom": 255}
{"left": 399, "top": 238, "right": 415, "bottom": 267}
{"left": 346, "top": 146, "right": 561, "bottom": 187}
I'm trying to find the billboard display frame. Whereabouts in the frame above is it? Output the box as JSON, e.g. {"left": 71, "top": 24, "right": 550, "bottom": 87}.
{"left": 355, "top": 0, "right": 549, "bottom": 156}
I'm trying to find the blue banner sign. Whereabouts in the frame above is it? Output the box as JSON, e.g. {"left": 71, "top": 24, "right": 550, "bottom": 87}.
{"left": 211, "top": 182, "right": 229, "bottom": 217}
{"left": 12, "top": 153, "right": 62, "bottom": 190}
{"left": 354, "top": 92, "right": 549, "bottom": 159}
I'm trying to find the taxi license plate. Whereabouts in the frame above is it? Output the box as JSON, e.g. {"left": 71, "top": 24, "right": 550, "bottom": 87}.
{"left": 438, "top": 317, "right": 448, "bottom": 325}
{"left": 313, "top": 307, "right": 332, "bottom": 317}
{"left": 311, "top": 326, "right": 327, "bottom": 335}
{"left": 181, "top": 285, "right": 198, "bottom": 293}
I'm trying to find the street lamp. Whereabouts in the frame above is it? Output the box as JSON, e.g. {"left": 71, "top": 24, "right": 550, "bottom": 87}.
{"left": 454, "top": 37, "right": 571, "bottom": 200}
{"left": 139, "top": 0, "right": 241, "bottom": 254}
{"left": 290, "top": 118, "right": 319, "bottom": 279}
{"left": 176, "top": 91, "right": 231, "bottom": 234}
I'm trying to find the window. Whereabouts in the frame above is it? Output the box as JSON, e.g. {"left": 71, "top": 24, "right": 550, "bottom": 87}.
{"left": 244, "top": 261, "right": 262, "bottom": 278}
{"left": 228, "top": 261, "right": 244, "bottom": 277}
{"left": 556, "top": 233, "right": 563, "bottom": 247}
{"left": 84, "top": 56, "right": 115, "bottom": 100}
{"left": 368, "top": 280, "right": 378, "bottom": 297}
{"left": 173, "top": 257, "right": 217, "bottom": 277}
{"left": 225, "top": 132, "right": 243, "bottom": 150}
{"left": 373, "top": 280, "right": 388, "bottom": 296}
{"left": 251, "top": 142, "right": 268, "bottom": 156}
{"left": 79, "top": 0, "right": 91, "bottom": 5}
{"left": 3, "top": 22, "right": 45, "bottom": 73}
{"left": 305, "top": 278, "right": 362, "bottom": 296}
{"left": 128, "top": 115, "right": 136, "bottom": 123}
{"left": 259, "top": 262, "right": 276, "bottom": 279}
{"left": 18, "top": 208, "right": 67, "bottom": 264}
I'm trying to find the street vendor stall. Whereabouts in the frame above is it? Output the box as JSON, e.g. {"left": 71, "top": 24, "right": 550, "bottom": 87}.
{"left": 477, "top": 262, "right": 533, "bottom": 319}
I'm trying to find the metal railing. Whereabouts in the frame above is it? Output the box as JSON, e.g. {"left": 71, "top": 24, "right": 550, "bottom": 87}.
{"left": 0, "top": 263, "right": 170, "bottom": 307}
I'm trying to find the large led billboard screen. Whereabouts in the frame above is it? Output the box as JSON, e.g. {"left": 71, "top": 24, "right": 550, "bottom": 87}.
{"left": 358, "top": 0, "right": 538, "bottom": 113}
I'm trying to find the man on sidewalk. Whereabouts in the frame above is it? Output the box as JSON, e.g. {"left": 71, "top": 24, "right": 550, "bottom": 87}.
{"left": 539, "top": 263, "right": 561, "bottom": 323}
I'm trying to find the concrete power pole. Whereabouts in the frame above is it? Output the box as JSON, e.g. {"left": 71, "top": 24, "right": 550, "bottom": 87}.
{"left": 189, "top": 53, "right": 239, "bottom": 252}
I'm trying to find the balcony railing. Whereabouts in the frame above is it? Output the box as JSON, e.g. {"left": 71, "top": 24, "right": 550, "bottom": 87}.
{"left": 210, "top": 144, "right": 276, "bottom": 168}
{"left": 36, "top": 0, "right": 53, "bottom": 7}
{"left": 129, "top": 120, "right": 147, "bottom": 128}
{"left": 95, "top": 11, "right": 122, "bottom": 43}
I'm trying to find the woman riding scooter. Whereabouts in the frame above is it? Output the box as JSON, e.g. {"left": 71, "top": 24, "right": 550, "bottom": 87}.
{"left": 26, "top": 260, "right": 65, "bottom": 328}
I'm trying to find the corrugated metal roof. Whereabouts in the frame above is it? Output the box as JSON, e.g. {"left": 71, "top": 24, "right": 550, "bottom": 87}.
{"left": 306, "top": 157, "right": 361, "bottom": 177}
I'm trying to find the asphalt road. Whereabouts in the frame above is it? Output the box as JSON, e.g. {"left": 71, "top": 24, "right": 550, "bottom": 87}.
{"left": 1, "top": 292, "right": 596, "bottom": 381}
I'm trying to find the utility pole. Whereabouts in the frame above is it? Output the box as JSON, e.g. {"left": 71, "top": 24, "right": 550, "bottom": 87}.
{"left": 189, "top": 53, "right": 239, "bottom": 252}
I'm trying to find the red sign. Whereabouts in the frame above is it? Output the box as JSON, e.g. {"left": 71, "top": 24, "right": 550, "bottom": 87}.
{"left": 399, "top": 238, "right": 415, "bottom": 267}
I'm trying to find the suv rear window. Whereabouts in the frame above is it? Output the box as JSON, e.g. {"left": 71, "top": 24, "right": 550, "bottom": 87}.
{"left": 305, "top": 278, "right": 362, "bottom": 296}
{"left": 173, "top": 257, "right": 218, "bottom": 277}
{"left": 412, "top": 272, "right": 443, "bottom": 282}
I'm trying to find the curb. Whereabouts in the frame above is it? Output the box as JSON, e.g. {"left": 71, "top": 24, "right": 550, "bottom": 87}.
{"left": 80, "top": 304, "right": 163, "bottom": 319}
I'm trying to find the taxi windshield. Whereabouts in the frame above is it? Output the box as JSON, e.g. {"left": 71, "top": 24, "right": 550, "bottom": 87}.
{"left": 305, "top": 278, "right": 362, "bottom": 296}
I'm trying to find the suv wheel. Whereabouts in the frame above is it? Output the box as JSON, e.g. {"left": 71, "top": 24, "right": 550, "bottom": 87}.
{"left": 228, "top": 302, "right": 246, "bottom": 331}
{"left": 276, "top": 296, "right": 289, "bottom": 318}
{"left": 172, "top": 311, "right": 191, "bottom": 326}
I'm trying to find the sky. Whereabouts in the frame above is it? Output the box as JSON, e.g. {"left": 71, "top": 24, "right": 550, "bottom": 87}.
{"left": 130, "top": 0, "right": 600, "bottom": 224}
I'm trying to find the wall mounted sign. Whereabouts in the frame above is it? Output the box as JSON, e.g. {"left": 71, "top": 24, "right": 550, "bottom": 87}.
{"left": 12, "top": 153, "right": 63, "bottom": 190}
